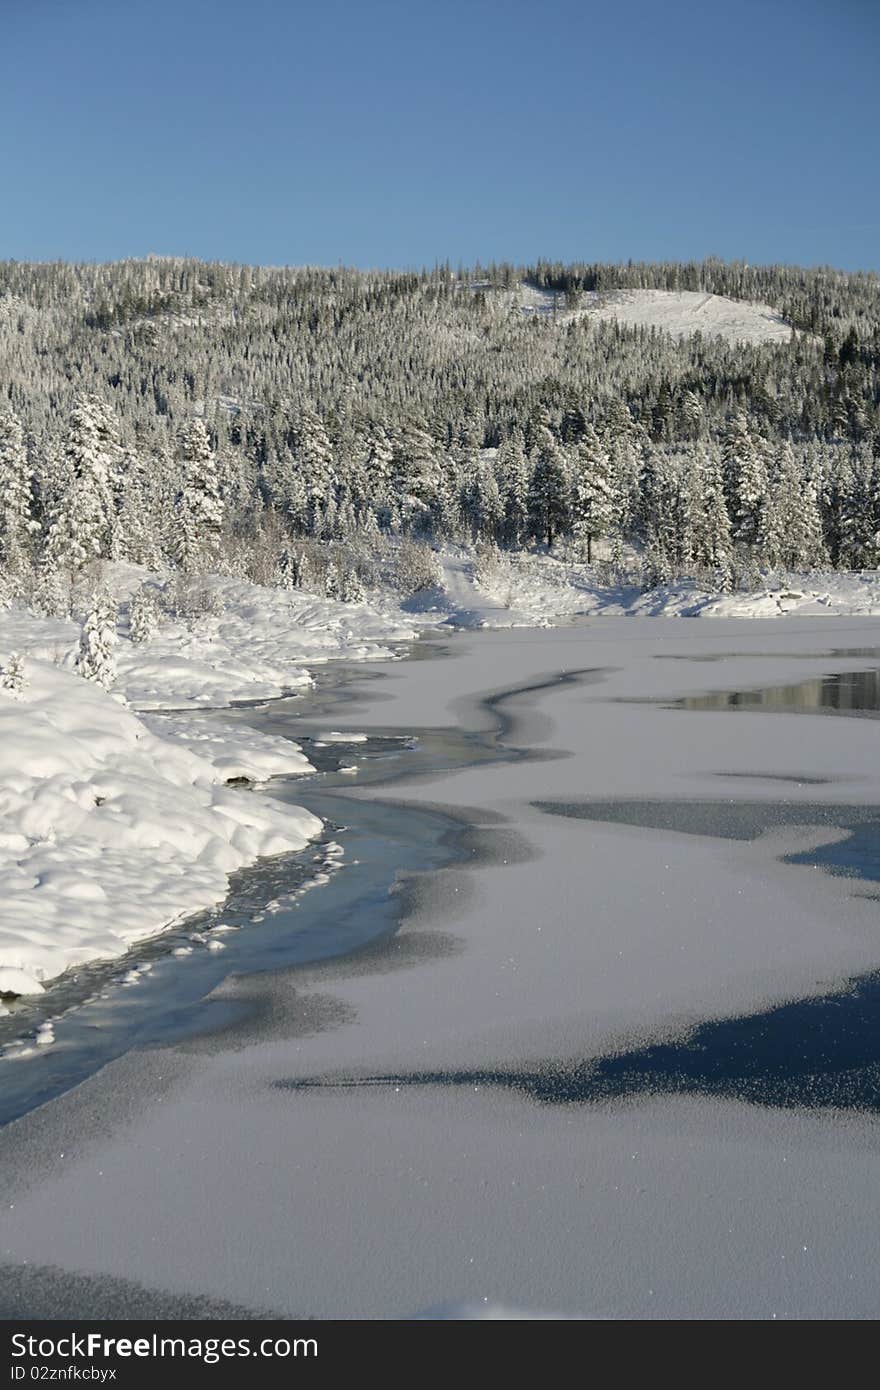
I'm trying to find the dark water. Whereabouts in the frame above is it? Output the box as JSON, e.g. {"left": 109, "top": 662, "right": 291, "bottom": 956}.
{"left": 678, "top": 666, "right": 880, "bottom": 716}
{"left": 279, "top": 967, "right": 880, "bottom": 1114}
{"left": 531, "top": 799, "right": 880, "bottom": 885}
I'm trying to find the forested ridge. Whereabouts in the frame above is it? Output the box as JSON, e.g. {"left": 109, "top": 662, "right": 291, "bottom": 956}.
{"left": 1, "top": 255, "right": 880, "bottom": 632}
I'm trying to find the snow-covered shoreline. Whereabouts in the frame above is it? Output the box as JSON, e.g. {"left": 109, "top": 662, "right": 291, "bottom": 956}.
{"left": 0, "top": 571, "right": 422, "bottom": 997}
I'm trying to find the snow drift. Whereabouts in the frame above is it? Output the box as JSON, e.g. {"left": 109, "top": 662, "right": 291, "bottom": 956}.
{"left": 0, "top": 658, "right": 321, "bottom": 995}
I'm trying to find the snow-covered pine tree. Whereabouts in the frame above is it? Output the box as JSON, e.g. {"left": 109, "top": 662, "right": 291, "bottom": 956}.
{"left": 466, "top": 457, "right": 504, "bottom": 543}
{"left": 640, "top": 448, "right": 679, "bottom": 583}
{"left": 570, "top": 426, "right": 616, "bottom": 561}
{"left": 0, "top": 408, "right": 37, "bottom": 580}
{"left": 393, "top": 421, "right": 442, "bottom": 515}
{"left": 338, "top": 562, "right": 365, "bottom": 603}
{"left": 360, "top": 421, "right": 394, "bottom": 507}
{"left": 760, "top": 442, "right": 828, "bottom": 571}
{"left": 174, "top": 418, "right": 224, "bottom": 573}
{"left": 679, "top": 389, "right": 704, "bottom": 441}
{"left": 76, "top": 591, "right": 117, "bottom": 689}
{"left": 432, "top": 462, "right": 463, "bottom": 540}
{"left": 692, "top": 449, "right": 733, "bottom": 586}
{"left": 528, "top": 434, "right": 569, "bottom": 547}
{"left": 31, "top": 553, "right": 70, "bottom": 618}
{"left": 294, "top": 406, "right": 336, "bottom": 528}
{"left": 44, "top": 395, "right": 117, "bottom": 576}
{"left": 496, "top": 432, "right": 530, "bottom": 546}
{"left": 837, "top": 451, "right": 880, "bottom": 568}
{"left": 723, "top": 414, "right": 768, "bottom": 551}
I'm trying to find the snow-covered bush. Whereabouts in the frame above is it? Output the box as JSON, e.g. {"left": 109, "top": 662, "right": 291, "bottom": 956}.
{"left": 164, "top": 574, "right": 225, "bottom": 622}
{"left": 338, "top": 566, "right": 366, "bottom": 604}
{"left": 473, "top": 540, "right": 504, "bottom": 587}
{"left": 393, "top": 540, "right": 441, "bottom": 595}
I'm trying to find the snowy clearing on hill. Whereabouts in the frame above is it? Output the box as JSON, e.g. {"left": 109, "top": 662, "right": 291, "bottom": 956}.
{"left": 514, "top": 282, "right": 797, "bottom": 343}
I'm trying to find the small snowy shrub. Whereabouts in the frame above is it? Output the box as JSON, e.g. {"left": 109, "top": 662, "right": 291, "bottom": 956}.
{"left": 1, "top": 652, "right": 27, "bottom": 697}
{"left": 76, "top": 592, "right": 117, "bottom": 689}
{"left": 128, "top": 583, "right": 161, "bottom": 642}
{"left": 473, "top": 541, "right": 503, "bottom": 588}
{"left": 323, "top": 563, "right": 339, "bottom": 599}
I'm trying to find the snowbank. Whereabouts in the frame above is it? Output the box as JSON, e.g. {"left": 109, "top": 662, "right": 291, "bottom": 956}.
{"left": 443, "top": 550, "right": 880, "bottom": 627}
{"left": 0, "top": 658, "right": 321, "bottom": 994}
{"left": 1, "top": 568, "right": 421, "bottom": 710}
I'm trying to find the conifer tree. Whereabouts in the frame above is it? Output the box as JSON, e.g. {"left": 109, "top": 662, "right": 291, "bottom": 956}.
{"left": 0, "top": 408, "right": 37, "bottom": 578}
{"left": 174, "top": 418, "right": 223, "bottom": 572}
{"left": 528, "top": 436, "right": 569, "bottom": 547}
{"left": 693, "top": 449, "right": 733, "bottom": 585}
{"left": 760, "top": 442, "right": 827, "bottom": 571}
{"left": 570, "top": 426, "right": 616, "bottom": 561}
{"left": 497, "top": 432, "right": 530, "bottom": 546}
{"left": 295, "top": 407, "right": 336, "bottom": 524}
{"left": 128, "top": 583, "right": 161, "bottom": 643}
{"left": 45, "top": 395, "right": 117, "bottom": 576}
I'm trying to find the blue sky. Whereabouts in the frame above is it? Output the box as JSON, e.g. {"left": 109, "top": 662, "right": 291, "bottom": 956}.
{"left": 2, "top": 0, "right": 877, "bottom": 270}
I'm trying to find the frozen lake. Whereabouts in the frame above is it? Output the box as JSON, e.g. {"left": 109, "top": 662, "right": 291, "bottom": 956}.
{"left": 3, "top": 616, "right": 880, "bottom": 1319}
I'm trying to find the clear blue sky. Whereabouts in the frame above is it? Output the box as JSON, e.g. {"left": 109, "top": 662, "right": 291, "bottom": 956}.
{"left": 2, "top": 0, "right": 878, "bottom": 271}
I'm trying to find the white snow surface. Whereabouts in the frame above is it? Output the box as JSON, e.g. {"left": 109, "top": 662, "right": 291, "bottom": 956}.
{"left": 581, "top": 287, "right": 796, "bottom": 343}
{"left": 0, "top": 566, "right": 418, "bottom": 710}
{"left": 0, "top": 658, "right": 321, "bottom": 994}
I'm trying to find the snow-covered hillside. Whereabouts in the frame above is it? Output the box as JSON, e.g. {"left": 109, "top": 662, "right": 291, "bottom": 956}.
{"left": 516, "top": 283, "right": 796, "bottom": 344}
